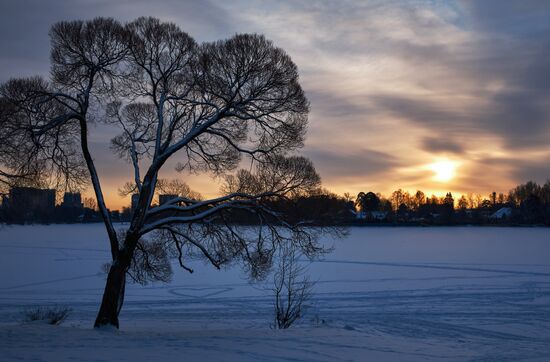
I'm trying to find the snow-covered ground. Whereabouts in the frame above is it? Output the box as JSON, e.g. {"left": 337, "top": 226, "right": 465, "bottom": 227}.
{"left": 1, "top": 225, "right": 549, "bottom": 361}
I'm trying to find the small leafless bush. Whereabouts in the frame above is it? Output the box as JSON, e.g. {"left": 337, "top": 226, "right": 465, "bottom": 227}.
{"left": 273, "top": 243, "right": 315, "bottom": 329}
{"left": 23, "top": 306, "right": 72, "bottom": 325}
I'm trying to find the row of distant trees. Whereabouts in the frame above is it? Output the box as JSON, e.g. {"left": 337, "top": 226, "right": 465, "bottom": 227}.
{"left": 184, "top": 179, "right": 550, "bottom": 226}
{"left": 354, "top": 180, "right": 550, "bottom": 225}
{"left": 3, "top": 180, "right": 550, "bottom": 226}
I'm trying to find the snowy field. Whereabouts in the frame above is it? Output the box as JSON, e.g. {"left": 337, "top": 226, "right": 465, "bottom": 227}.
{"left": 1, "top": 225, "right": 550, "bottom": 361}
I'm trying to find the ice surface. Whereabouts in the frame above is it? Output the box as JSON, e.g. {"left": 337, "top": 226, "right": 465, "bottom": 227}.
{"left": 1, "top": 225, "right": 549, "bottom": 361}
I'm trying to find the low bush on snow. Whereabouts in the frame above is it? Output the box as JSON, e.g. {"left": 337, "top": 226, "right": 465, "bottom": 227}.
{"left": 22, "top": 306, "right": 72, "bottom": 325}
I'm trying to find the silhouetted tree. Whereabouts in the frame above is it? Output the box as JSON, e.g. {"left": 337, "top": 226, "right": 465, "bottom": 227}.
{"left": 508, "top": 181, "right": 542, "bottom": 206}
{"left": 443, "top": 192, "right": 454, "bottom": 205}
{"left": 457, "top": 195, "right": 468, "bottom": 210}
{"left": 413, "top": 190, "right": 425, "bottom": 210}
{"left": 391, "top": 189, "right": 410, "bottom": 211}
{"left": 0, "top": 92, "right": 86, "bottom": 195}
{"left": 0, "top": 17, "right": 341, "bottom": 329}
{"left": 542, "top": 181, "right": 550, "bottom": 204}
{"left": 480, "top": 199, "right": 492, "bottom": 210}
{"left": 520, "top": 195, "right": 544, "bottom": 223}
{"left": 356, "top": 191, "right": 380, "bottom": 212}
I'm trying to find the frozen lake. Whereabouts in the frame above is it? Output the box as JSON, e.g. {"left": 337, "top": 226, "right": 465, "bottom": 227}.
{"left": 1, "top": 225, "right": 549, "bottom": 361}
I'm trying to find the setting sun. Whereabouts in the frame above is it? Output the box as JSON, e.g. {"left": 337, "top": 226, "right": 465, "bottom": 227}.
{"left": 429, "top": 159, "right": 458, "bottom": 182}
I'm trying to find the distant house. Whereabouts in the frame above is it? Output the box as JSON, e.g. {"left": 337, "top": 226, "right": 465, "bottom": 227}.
{"left": 490, "top": 207, "right": 512, "bottom": 219}
{"left": 354, "top": 210, "right": 387, "bottom": 221}
{"left": 370, "top": 211, "right": 388, "bottom": 220}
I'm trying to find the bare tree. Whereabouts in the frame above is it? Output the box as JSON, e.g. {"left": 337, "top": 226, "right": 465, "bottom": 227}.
{"left": 0, "top": 17, "right": 340, "bottom": 329}
{"left": 155, "top": 179, "right": 203, "bottom": 201}
{"left": 273, "top": 242, "right": 314, "bottom": 329}
{"left": 83, "top": 197, "right": 97, "bottom": 211}
{"left": 0, "top": 81, "right": 86, "bottom": 194}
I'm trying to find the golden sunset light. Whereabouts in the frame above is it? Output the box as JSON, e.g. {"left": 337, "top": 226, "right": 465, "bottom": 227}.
{"left": 429, "top": 159, "right": 458, "bottom": 183}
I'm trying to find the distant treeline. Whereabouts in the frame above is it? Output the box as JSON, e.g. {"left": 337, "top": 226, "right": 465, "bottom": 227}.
{"left": 207, "top": 180, "right": 550, "bottom": 227}
{"left": 240, "top": 180, "right": 550, "bottom": 226}
{"left": 350, "top": 180, "right": 550, "bottom": 226}
{"left": 2, "top": 180, "right": 550, "bottom": 226}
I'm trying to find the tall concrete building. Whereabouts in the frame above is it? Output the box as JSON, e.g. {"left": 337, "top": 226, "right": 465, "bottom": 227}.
{"left": 62, "top": 192, "right": 83, "bottom": 209}
{"left": 7, "top": 187, "right": 56, "bottom": 222}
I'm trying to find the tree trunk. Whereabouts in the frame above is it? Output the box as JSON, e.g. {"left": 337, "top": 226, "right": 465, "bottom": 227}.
{"left": 94, "top": 260, "right": 128, "bottom": 328}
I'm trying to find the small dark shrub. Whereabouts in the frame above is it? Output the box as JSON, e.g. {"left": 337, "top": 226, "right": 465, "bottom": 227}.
{"left": 273, "top": 244, "right": 315, "bottom": 329}
{"left": 23, "top": 306, "right": 72, "bottom": 325}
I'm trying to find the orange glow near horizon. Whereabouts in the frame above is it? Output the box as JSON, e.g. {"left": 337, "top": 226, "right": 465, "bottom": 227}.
{"left": 92, "top": 183, "right": 472, "bottom": 212}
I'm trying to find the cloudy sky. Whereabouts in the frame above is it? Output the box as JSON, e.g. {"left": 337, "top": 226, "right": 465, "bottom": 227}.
{"left": 1, "top": 0, "right": 549, "bottom": 209}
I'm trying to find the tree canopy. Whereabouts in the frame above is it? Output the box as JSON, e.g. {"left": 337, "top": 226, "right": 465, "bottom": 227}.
{"left": 0, "top": 17, "right": 337, "bottom": 328}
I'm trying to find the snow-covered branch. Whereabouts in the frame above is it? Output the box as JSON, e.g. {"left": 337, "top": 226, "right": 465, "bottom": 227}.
{"left": 1, "top": 17, "right": 341, "bottom": 329}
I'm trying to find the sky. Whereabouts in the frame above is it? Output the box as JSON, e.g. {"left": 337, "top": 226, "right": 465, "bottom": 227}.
{"left": 1, "top": 0, "right": 550, "bottom": 210}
